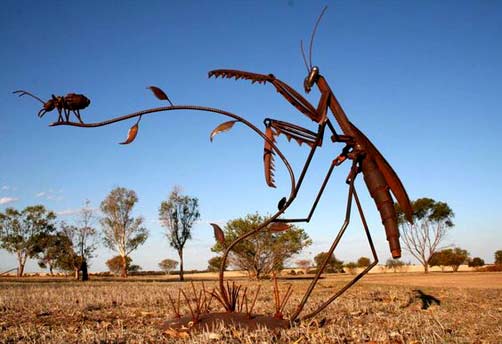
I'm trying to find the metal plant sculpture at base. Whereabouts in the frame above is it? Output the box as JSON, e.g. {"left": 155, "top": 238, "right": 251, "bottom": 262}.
{"left": 16, "top": 7, "right": 413, "bottom": 335}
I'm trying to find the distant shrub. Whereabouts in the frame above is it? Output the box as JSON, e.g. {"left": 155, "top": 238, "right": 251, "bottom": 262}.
{"left": 357, "top": 257, "right": 371, "bottom": 268}
{"left": 495, "top": 250, "right": 502, "bottom": 265}
{"left": 468, "top": 257, "right": 485, "bottom": 267}
{"left": 385, "top": 259, "right": 405, "bottom": 272}
{"left": 429, "top": 248, "right": 469, "bottom": 272}
{"left": 314, "top": 252, "right": 344, "bottom": 273}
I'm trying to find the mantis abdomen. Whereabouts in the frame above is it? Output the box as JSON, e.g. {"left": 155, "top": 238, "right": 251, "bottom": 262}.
{"left": 361, "top": 157, "right": 401, "bottom": 258}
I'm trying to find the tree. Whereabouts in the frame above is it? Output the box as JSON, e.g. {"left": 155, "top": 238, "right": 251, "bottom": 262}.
{"left": 208, "top": 256, "right": 228, "bottom": 272}
{"left": 0, "top": 205, "right": 56, "bottom": 276}
{"left": 468, "top": 257, "right": 485, "bottom": 268}
{"left": 159, "top": 258, "right": 178, "bottom": 275}
{"left": 106, "top": 255, "right": 142, "bottom": 275}
{"left": 74, "top": 200, "right": 97, "bottom": 280}
{"left": 448, "top": 248, "right": 468, "bottom": 272}
{"left": 385, "top": 258, "right": 405, "bottom": 272}
{"left": 100, "top": 187, "right": 148, "bottom": 278}
{"left": 344, "top": 262, "right": 358, "bottom": 274}
{"left": 159, "top": 187, "right": 200, "bottom": 281}
{"left": 396, "top": 198, "right": 454, "bottom": 273}
{"left": 296, "top": 259, "right": 312, "bottom": 274}
{"left": 429, "top": 248, "right": 469, "bottom": 272}
{"left": 313, "top": 252, "right": 344, "bottom": 273}
{"left": 428, "top": 250, "right": 448, "bottom": 271}
{"left": 357, "top": 256, "right": 371, "bottom": 268}
{"left": 495, "top": 250, "right": 502, "bottom": 265}
{"left": 57, "top": 223, "right": 91, "bottom": 279}
{"left": 212, "top": 213, "right": 312, "bottom": 279}
{"left": 106, "top": 255, "right": 132, "bottom": 275}
{"left": 35, "top": 232, "right": 72, "bottom": 276}
{"left": 58, "top": 201, "right": 98, "bottom": 281}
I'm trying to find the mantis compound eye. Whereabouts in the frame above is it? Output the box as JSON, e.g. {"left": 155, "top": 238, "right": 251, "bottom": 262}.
{"left": 304, "top": 66, "right": 319, "bottom": 93}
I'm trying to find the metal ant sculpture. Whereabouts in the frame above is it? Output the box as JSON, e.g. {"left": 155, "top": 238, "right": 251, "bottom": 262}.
{"left": 13, "top": 90, "right": 90, "bottom": 123}
{"left": 17, "top": 7, "right": 413, "bottom": 332}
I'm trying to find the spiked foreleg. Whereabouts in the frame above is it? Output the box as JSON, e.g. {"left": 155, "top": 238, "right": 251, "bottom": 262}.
{"left": 208, "top": 69, "right": 275, "bottom": 84}
{"left": 267, "top": 119, "right": 319, "bottom": 147}
{"left": 263, "top": 124, "right": 277, "bottom": 188}
{"left": 262, "top": 119, "right": 321, "bottom": 189}
{"left": 209, "top": 69, "right": 321, "bottom": 122}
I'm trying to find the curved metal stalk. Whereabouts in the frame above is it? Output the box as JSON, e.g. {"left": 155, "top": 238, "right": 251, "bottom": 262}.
{"left": 50, "top": 105, "right": 299, "bottom": 309}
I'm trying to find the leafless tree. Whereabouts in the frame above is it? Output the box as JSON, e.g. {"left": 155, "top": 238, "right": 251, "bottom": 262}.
{"left": 61, "top": 200, "right": 97, "bottom": 280}
{"left": 159, "top": 186, "right": 200, "bottom": 281}
{"left": 396, "top": 198, "right": 454, "bottom": 273}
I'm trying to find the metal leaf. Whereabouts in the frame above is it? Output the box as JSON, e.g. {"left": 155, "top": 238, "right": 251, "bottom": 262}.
{"left": 263, "top": 126, "right": 276, "bottom": 188}
{"left": 269, "top": 222, "right": 291, "bottom": 232}
{"left": 211, "top": 223, "right": 225, "bottom": 245}
{"left": 147, "top": 86, "right": 173, "bottom": 106}
{"left": 210, "top": 120, "right": 237, "bottom": 142}
{"left": 119, "top": 121, "right": 139, "bottom": 145}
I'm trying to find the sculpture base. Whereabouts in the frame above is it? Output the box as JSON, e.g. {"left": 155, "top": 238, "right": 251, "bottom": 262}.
{"left": 162, "top": 312, "right": 290, "bottom": 334}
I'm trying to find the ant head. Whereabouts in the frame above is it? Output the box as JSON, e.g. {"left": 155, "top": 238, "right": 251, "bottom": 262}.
{"left": 43, "top": 98, "right": 56, "bottom": 111}
{"left": 304, "top": 66, "right": 319, "bottom": 94}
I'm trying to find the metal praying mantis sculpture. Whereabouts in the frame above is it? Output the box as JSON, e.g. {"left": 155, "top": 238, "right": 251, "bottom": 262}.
{"left": 15, "top": 7, "right": 413, "bottom": 330}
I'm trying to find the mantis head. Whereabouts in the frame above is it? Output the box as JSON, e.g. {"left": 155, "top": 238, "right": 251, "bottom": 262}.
{"left": 304, "top": 66, "right": 319, "bottom": 94}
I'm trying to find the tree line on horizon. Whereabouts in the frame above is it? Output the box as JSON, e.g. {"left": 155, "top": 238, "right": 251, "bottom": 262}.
{"left": 1, "top": 192, "right": 501, "bottom": 279}
{"left": 0, "top": 186, "right": 200, "bottom": 280}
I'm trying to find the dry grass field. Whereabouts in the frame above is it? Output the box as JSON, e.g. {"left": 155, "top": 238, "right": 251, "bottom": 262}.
{"left": 1, "top": 272, "right": 501, "bottom": 343}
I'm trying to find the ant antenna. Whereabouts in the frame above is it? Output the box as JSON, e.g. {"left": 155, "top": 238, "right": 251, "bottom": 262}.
{"left": 308, "top": 6, "right": 328, "bottom": 69}
{"left": 12, "top": 90, "right": 45, "bottom": 104}
{"left": 300, "top": 40, "right": 309, "bottom": 73}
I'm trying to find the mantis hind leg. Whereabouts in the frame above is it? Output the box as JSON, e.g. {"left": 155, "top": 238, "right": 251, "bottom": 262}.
{"left": 290, "top": 167, "right": 379, "bottom": 323}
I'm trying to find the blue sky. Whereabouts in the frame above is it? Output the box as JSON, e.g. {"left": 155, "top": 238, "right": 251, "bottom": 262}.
{"left": 1, "top": 1, "right": 501, "bottom": 272}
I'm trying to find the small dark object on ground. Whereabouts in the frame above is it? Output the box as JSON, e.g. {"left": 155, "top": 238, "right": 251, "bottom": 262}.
{"left": 414, "top": 289, "right": 440, "bottom": 309}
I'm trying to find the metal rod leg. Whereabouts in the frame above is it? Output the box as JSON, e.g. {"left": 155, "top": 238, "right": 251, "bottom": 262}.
{"left": 298, "top": 185, "right": 379, "bottom": 321}
{"left": 290, "top": 172, "right": 380, "bottom": 323}
{"left": 290, "top": 175, "right": 356, "bottom": 322}
{"left": 275, "top": 159, "right": 337, "bottom": 223}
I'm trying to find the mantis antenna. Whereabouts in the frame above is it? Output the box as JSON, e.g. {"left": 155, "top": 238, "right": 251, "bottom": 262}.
{"left": 308, "top": 6, "right": 328, "bottom": 69}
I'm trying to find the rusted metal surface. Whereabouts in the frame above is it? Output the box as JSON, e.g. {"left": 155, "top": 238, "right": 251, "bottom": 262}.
{"left": 13, "top": 90, "right": 90, "bottom": 123}
{"left": 17, "top": 6, "right": 413, "bottom": 329}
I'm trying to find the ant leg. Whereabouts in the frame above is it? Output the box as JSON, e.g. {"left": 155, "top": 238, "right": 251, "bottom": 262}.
{"left": 56, "top": 108, "right": 64, "bottom": 123}
{"left": 74, "top": 110, "right": 84, "bottom": 124}
{"left": 64, "top": 109, "right": 70, "bottom": 122}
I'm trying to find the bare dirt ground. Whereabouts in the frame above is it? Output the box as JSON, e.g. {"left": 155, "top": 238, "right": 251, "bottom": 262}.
{"left": 347, "top": 271, "right": 502, "bottom": 289}
{"left": 1, "top": 272, "right": 501, "bottom": 343}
